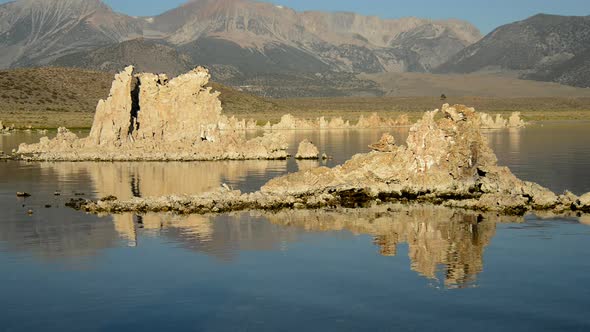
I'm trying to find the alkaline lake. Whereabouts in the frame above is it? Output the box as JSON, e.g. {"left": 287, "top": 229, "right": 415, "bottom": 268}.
{"left": 1, "top": 123, "right": 589, "bottom": 331}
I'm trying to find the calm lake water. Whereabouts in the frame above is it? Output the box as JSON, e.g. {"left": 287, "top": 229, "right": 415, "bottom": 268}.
{"left": 1, "top": 123, "right": 590, "bottom": 331}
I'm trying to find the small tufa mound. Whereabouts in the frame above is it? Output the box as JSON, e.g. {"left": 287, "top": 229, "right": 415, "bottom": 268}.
{"left": 0, "top": 120, "right": 14, "bottom": 134}
{"left": 369, "top": 133, "right": 396, "bottom": 152}
{"left": 295, "top": 139, "right": 320, "bottom": 160}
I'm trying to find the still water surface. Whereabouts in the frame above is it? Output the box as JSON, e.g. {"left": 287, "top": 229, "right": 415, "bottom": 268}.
{"left": 1, "top": 123, "right": 590, "bottom": 331}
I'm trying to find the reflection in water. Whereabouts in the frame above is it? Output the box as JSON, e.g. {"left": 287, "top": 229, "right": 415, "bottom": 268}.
{"left": 484, "top": 122, "right": 590, "bottom": 195}
{"left": 112, "top": 212, "right": 304, "bottom": 262}
{"left": 107, "top": 206, "right": 526, "bottom": 289}
{"left": 264, "top": 206, "right": 516, "bottom": 289}
{"left": 38, "top": 160, "right": 288, "bottom": 199}
{"left": 112, "top": 214, "right": 214, "bottom": 248}
{"left": 296, "top": 159, "right": 321, "bottom": 171}
{"left": 2, "top": 124, "right": 590, "bottom": 288}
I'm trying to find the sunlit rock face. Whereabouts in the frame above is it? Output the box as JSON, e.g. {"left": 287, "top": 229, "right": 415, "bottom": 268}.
{"left": 479, "top": 112, "right": 526, "bottom": 129}
{"left": 295, "top": 139, "right": 320, "bottom": 160}
{"left": 18, "top": 66, "right": 288, "bottom": 161}
{"left": 267, "top": 113, "right": 410, "bottom": 130}
{"left": 262, "top": 104, "right": 501, "bottom": 195}
{"left": 260, "top": 104, "right": 557, "bottom": 213}
{"left": 73, "top": 104, "right": 583, "bottom": 216}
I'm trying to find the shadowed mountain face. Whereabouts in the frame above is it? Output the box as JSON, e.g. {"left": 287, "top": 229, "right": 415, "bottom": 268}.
{"left": 0, "top": 0, "right": 481, "bottom": 75}
{"left": 51, "top": 39, "right": 194, "bottom": 77}
{"left": 436, "top": 14, "right": 590, "bottom": 88}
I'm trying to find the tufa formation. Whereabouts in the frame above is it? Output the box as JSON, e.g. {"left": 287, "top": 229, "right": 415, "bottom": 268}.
{"left": 18, "top": 66, "right": 288, "bottom": 161}
{"left": 70, "top": 104, "right": 589, "bottom": 216}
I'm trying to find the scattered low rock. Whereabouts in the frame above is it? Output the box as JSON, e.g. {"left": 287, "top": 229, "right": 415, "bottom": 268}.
{"left": 268, "top": 113, "right": 411, "bottom": 131}
{"left": 295, "top": 139, "right": 320, "bottom": 160}
{"left": 16, "top": 192, "right": 31, "bottom": 198}
{"left": 0, "top": 121, "right": 13, "bottom": 134}
{"left": 480, "top": 112, "right": 526, "bottom": 129}
{"left": 0, "top": 151, "right": 11, "bottom": 160}
{"left": 68, "top": 104, "right": 589, "bottom": 217}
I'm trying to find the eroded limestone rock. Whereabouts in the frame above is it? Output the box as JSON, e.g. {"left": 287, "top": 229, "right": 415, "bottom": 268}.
{"left": 369, "top": 133, "right": 396, "bottom": 152}
{"left": 580, "top": 193, "right": 590, "bottom": 212}
{"left": 480, "top": 111, "right": 526, "bottom": 129}
{"left": 267, "top": 113, "right": 410, "bottom": 131}
{"left": 295, "top": 139, "right": 320, "bottom": 160}
{"left": 18, "top": 66, "right": 288, "bottom": 161}
{"left": 70, "top": 104, "right": 586, "bottom": 217}
{"left": 0, "top": 120, "right": 13, "bottom": 134}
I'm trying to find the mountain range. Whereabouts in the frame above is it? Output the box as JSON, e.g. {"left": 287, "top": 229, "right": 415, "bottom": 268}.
{"left": 0, "top": 0, "right": 588, "bottom": 96}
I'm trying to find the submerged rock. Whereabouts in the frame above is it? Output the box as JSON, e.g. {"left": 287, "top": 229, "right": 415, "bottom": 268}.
{"left": 17, "top": 66, "right": 288, "bottom": 161}
{"left": 69, "top": 104, "right": 589, "bottom": 217}
{"left": 295, "top": 139, "right": 320, "bottom": 160}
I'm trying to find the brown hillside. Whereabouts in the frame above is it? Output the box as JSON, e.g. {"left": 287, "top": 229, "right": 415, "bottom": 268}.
{"left": 0, "top": 67, "right": 279, "bottom": 128}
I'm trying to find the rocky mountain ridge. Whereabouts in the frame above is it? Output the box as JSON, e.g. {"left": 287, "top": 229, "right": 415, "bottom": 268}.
{"left": 436, "top": 14, "right": 590, "bottom": 87}
{"left": 0, "top": 0, "right": 481, "bottom": 75}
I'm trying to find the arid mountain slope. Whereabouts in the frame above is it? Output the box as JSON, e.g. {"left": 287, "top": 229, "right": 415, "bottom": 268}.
{"left": 51, "top": 39, "right": 193, "bottom": 76}
{"left": 361, "top": 72, "right": 590, "bottom": 98}
{"left": 0, "top": 0, "right": 142, "bottom": 68}
{"left": 0, "top": 0, "right": 481, "bottom": 75}
{"left": 152, "top": 0, "right": 481, "bottom": 73}
{"left": 0, "top": 66, "right": 278, "bottom": 114}
{"left": 436, "top": 14, "right": 590, "bottom": 87}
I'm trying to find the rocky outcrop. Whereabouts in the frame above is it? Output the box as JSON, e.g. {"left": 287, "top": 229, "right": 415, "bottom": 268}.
{"left": 69, "top": 104, "right": 590, "bottom": 216}
{"left": 295, "top": 140, "right": 320, "bottom": 160}
{"left": 0, "top": 121, "right": 13, "bottom": 134}
{"left": 17, "top": 66, "right": 289, "bottom": 161}
{"left": 267, "top": 113, "right": 411, "bottom": 131}
{"left": 479, "top": 112, "right": 526, "bottom": 129}
{"left": 356, "top": 114, "right": 410, "bottom": 129}
{"left": 369, "top": 134, "right": 396, "bottom": 152}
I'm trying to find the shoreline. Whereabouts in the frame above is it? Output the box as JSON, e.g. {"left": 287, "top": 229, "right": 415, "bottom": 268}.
{"left": 2, "top": 110, "right": 589, "bottom": 130}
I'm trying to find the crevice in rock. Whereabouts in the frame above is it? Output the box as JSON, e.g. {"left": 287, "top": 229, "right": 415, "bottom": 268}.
{"left": 129, "top": 76, "right": 141, "bottom": 136}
